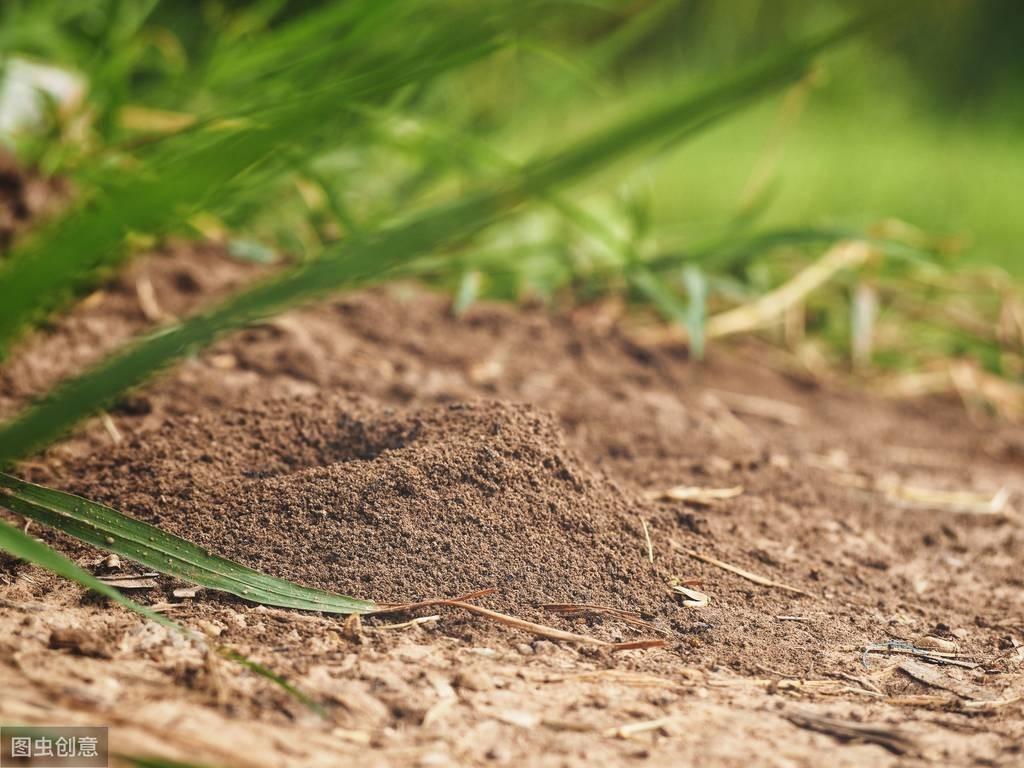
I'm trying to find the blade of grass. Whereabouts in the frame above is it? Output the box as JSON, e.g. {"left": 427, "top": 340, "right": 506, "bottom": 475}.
{"left": 0, "top": 473, "right": 375, "bottom": 613}
{"left": 630, "top": 266, "right": 690, "bottom": 327}
{"left": 682, "top": 265, "right": 708, "bottom": 359}
{"left": 0, "top": 14, "right": 870, "bottom": 465}
{"left": 116, "top": 758, "right": 222, "bottom": 768}
{"left": 218, "top": 649, "right": 327, "bottom": 718}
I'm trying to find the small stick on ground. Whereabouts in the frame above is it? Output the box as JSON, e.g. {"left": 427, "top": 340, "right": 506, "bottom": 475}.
{"left": 853, "top": 641, "right": 979, "bottom": 669}
{"left": 375, "top": 590, "right": 666, "bottom": 650}
{"left": 136, "top": 273, "right": 169, "bottom": 323}
{"left": 369, "top": 615, "right": 441, "bottom": 632}
{"left": 703, "top": 389, "right": 804, "bottom": 426}
{"left": 444, "top": 601, "right": 666, "bottom": 651}
{"left": 375, "top": 587, "right": 498, "bottom": 613}
{"left": 882, "top": 482, "right": 1012, "bottom": 516}
{"left": 783, "top": 707, "right": 918, "bottom": 756}
{"left": 100, "top": 412, "right": 122, "bottom": 444}
{"left": 604, "top": 715, "right": 680, "bottom": 739}
{"left": 675, "top": 543, "right": 814, "bottom": 598}
{"left": 644, "top": 485, "right": 743, "bottom": 505}
{"left": 541, "top": 603, "right": 666, "bottom": 634}
{"left": 706, "top": 240, "right": 873, "bottom": 340}
{"left": 640, "top": 517, "right": 654, "bottom": 563}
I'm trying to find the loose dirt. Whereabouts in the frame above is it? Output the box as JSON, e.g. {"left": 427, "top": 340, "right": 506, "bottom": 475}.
{"left": 2, "top": 242, "right": 1023, "bottom": 767}
{"left": 0, "top": 152, "right": 69, "bottom": 252}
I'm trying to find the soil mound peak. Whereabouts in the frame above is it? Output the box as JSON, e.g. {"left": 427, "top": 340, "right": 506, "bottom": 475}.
{"left": 70, "top": 396, "right": 661, "bottom": 614}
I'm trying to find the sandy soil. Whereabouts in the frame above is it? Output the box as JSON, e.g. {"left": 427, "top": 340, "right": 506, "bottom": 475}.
{"left": 1, "top": 242, "right": 1022, "bottom": 767}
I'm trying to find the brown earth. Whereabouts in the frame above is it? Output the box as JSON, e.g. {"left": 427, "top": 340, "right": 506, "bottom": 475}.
{"left": 1, "top": 242, "right": 1023, "bottom": 767}
{"left": 0, "top": 152, "right": 69, "bottom": 253}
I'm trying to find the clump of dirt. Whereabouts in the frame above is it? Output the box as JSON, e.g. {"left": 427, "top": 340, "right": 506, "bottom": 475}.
{"left": 66, "top": 396, "right": 664, "bottom": 616}
{"left": 0, "top": 152, "right": 69, "bottom": 252}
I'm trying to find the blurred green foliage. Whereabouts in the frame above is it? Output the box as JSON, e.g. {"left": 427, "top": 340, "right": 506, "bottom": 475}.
{"left": 0, "top": 0, "right": 1020, "bottom": 434}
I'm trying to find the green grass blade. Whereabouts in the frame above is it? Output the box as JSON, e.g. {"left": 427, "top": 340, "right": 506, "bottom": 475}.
{"left": 682, "top": 266, "right": 708, "bottom": 360}
{"left": 116, "top": 758, "right": 223, "bottom": 768}
{"left": 0, "top": 473, "right": 375, "bottom": 613}
{"left": 219, "top": 649, "right": 327, "bottom": 718}
{"left": 630, "top": 267, "right": 690, "bottom": 328}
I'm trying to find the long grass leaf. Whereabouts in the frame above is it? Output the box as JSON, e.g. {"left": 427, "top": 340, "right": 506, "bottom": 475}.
{"left": 0, "top": 473, "right": 375, "bottom": 613}
{"left": 116, "top": 758, "right": 222, "bottom": 768}
{"left": 219, "top": 649, "right": 326, "bottom": 718}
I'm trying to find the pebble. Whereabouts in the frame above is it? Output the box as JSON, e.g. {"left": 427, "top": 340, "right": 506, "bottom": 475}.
{"left": 532, "top": 640, "right": 558, "bottom": 656}
{"left": 915, "top": 634, "right": 958, "bottom": 653}
{"left": 453, "top": 669, "right": 492, "bottom": 692}
{"left": 195, "top": 619, "right": 223, "bottom": 638}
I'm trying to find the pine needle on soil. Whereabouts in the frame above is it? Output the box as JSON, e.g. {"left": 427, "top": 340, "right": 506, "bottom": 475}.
{"left": 644, "top": 485, "right": 744, "bottom": 504}
{"left": 377, "top": 595, "right": 666, "bottom": 651}
{"left": 674, "top": 542, "right": 814, "bottom": 598}
{"left": 542, "top": 603, "right": 666, "bottom": 634}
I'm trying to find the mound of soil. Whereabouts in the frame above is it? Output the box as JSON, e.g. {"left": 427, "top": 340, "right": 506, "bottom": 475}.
{"left": 67, "top": 396, "right": 663, "bottom": 615}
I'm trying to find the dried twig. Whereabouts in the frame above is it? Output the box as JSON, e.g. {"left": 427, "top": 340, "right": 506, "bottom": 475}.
{"left": 855, "top": 641, "right": 979, "bottom": 669}
{"left": 644, "top": 485, "right": 743, "bottom": 504}
{"left": 444, "top": 601, "right": 666, "bottom": 651}
{"left": 369, "top": 615, "right": 441, "bottom": 631}
{"left": 541, "top": 603, "right": 664, "bottom": 634}
{"left": 783, "top": 707, "right": 918, "bottom": 755}
{"left": 897, "top": 658, "right": 993, "bottom": 701}
{"left": 706, "top": 241, "right": 873, "bottom": 339}
{"left": 376, "top": 590, "right": 665, "bottom": 650}
{"left": 640, "top": 517, "right": 654, "bottom": 563}
{"left": 100, "top": 412, "right": 122, "bottom": 444}
{"left": 375, "top": 587, "right": 498, "bottom": 612}
{"left": 703, "top": 389, "right": 804, "bottom": 426}
{"left": 544, "top": 668, "right": 702, "bottom": 688}
{"left": 881, "top": 482, "right": 1011, "bottom": 516}
{"left": 960, "top": 694, "right": 1024, "bottom": 712}
{"left": 97, "top": 572, "right": 160, "bottom": 590}
{"left": 675, "top": 543, "right": 814, "bottom": 598}
{"left": 604, "top": 715, "right": 680, "bottom": 739}
{"left": 136, "top": 273, "right": 170, "bottom": 323}
{"left": 808, "top": 460, "right": 1013, "bottom": 516}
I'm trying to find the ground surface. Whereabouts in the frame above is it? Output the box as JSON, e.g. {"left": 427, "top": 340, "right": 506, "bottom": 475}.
{"left": 1, "top": 242, "right": 1023, "bottom": 767}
